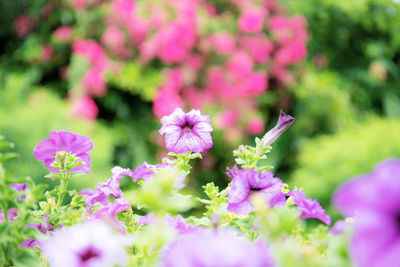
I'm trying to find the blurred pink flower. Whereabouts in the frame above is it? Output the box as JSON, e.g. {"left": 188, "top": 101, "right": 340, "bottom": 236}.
{"left": 238, "top": 8, "right": 265, "bottom": 33}
{"left": 226, "top": 52, "right": 254, "bottom": 77}
{"left": 54, "top": 26, "right": 72, "bottom": 42}
{"left": 246, "top": 116, "right": 265, "bottom": 135}
{"left": 156, "top": 21, "right": 196, "bottom": 63}
{"left": 71, "top": 97, "right": 99, "bottom": 120}
{"left": 14, "top": 14, "right": 34, "bottom": 38}
{"left": 41, "top": 44, "right": 54, "bottom": 63}
{"left": 275, "top": 43, "right": 307, "bottom": 66}
{"left": 82, "top": 69, "right": 106, "bottom": 97}
{"left": 216, "top": 110, "right": 239, "bottom": 128}
{"left": 153, "top": 90, "right": 184, "bottom": 118}
{"left": 102, "top": 25, "right": 130, "bottom": 58}
{"left": 73, "top": 39, "right": 107, "bottom": 70}
{"left": 240, "top": 35, "right": 273, "bottom": 64}
{"left": 209, "top": 33, "right": 236, "bottom": 55}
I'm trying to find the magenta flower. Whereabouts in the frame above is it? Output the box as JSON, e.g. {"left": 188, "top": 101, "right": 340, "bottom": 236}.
{"left": 10, "top": 183, "right": 28, "bottom": 192}
{"left": 333, "top": 159, "right": 400, "bottom": 267}
{"left": 137, "top": 212, "right": 156, "bottom": 226}
{"left": 227, "top": 167, "right": 286, "bottom": 215}
{"left": 162, "top": 230, "right": 274, "bottom": 267}
{"left": 165, "top": 215, "right": 199, "bottom": 235}
{"left": 131, "top": 160, "right": 173, "bottom": 182}
{"left": 33, "top": 130, "right": 93, "bottom": 175}
{"left": 40, "top": 220, "right": 129, "bottom": 267}
{"left": 0, "top": 208, "right": 18, "bottom": 223}
{"left": 262, "top": 111, "right": 295, "bottom": 147}
{"left": 159, "top": 108, "right": 213, "bottom": 154}
{"left": 329, "top": 220, "right": 347, "bottom": 235}
{"left": 238, "top": 8, "right": 265, "bottom": 34}
{"left": 287, "top": 190, "right": 331, "bottom": 225}
{"left": 81, "top": 166, "right": 132, "bottom": 214}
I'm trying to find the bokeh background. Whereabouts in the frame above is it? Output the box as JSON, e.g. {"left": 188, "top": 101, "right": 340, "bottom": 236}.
{"left": 1, "top": 0, "right": 400, "bottom": 219}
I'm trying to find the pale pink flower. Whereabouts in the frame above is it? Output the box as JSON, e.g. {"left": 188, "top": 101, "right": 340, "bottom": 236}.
{"left": 71, "top": 97, "right": 99, "bottom": 120}
{"left": 247, "top": 116, "right": 265, "bottom": 135}
{"left": 238, "top": 8, "right": 265, "bottom": 33}
{"left": 54, "top": 26, "right": 72, "bottom": 42}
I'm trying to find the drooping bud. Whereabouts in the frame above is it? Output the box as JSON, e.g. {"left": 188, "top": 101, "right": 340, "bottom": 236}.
{"left": 262, "top": 110, "right": 295, "bottom": 147}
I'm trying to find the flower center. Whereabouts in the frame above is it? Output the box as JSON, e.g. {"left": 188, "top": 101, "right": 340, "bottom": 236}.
{"left": 396, "top": 212, "right": 400, "bottom": 232}
{"left": 182, "top": 121, "right": 193, "bottom": 133}
{"left": 79, "top": 246, "right": 100, "bottom": 263}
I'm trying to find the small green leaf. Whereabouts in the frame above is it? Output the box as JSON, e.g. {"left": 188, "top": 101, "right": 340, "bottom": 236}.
{"left": 45, "top": 173, "right": 64, "bottom": 180}
{"left": 39, "top": 201, "right": 49, "bottom": 211}
{"left": 68, "top": 160, "right": 84, "bottom": 170}
{"left": 70, "top": 171, "right": 85, "bottom": 178}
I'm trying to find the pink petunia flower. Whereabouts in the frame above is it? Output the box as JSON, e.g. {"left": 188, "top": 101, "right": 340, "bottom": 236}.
{"left": 227, "top": 167, "right": 286, "bottom": 215}
{"left": 159, "top": 108, "right": 213, "bottom": 154}
{"left": 33, "top": 130, "right": 93, "bottom": 175}
{"left": 333, "top": 159, "right": 400, "bottom": 267}
{"left": 288, "top": 190, "right": 331, "bottom": 225}
{"left": 40, "top": 220, "right": 130, "bottom": 267}
{"left": 162, "top": 230, "right": 274, "bottom": 267}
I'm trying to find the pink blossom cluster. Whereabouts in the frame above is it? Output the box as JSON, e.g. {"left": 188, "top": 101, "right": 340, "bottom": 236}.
{"left": 14, "top": 0, "right": 307, "bottom": 138}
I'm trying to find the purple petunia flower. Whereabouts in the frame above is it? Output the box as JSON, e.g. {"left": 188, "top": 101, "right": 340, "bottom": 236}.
{"left": 165, "top": 215, "right": 199, "bottom": 235}
{"left": 137, "top": 212, "right": 156, "bottom": 226}
{"left": 329, "top": 220, "right": 347, "bottom": 235}
{"left": 21, "top": 223, "right": 48, "bottom": 248}
{"left": 262, "top": 110, "right": 295, "bottom": 147}
{"left": 40, "top": 220, "right": 130, "bottom": 267}
{"left": 33, "top": 130, "right": 93, "bottom": 175}
{"left": 287, "top": 190, "right": 331, "bottom": 225}
{"left": 80, "top": 166, "right": 133, "bottom": 213}
{"left": 0, "top": 208, "right": 18, "bottom": 223}
{"left": 10, "top": 183, "right": 28, "bottom": 200}
{"left": 10, "top": 183, "right": 28, "bottom": 192}
{"left": 131, "top": 160, "right": 173, "bottom": 182}
{"left": 137, "top": 213, "right": 198, "bottom": 235}
{"left": 159, "top": 108, "right": 213, "bottom": 154}
{"left": 227, "top": 167, "right": 286, "bottom": 215}
{"left": 333, "top": 159, "right": 400, "bottom": 267}
{"left": 162, "top": 230, "right": 274, "bottom": 267}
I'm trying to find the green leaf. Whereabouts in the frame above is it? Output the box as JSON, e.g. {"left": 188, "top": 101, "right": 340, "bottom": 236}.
{"left": 0, "top": 141, "right": 14, "bottom": 151}
{"left": 189, "top": 153, "right": 202, "bottom": 160}
{"left": 39, "top": 201, "right": 49, "bottom": 211}
{"left": 70, "top": 171, "right": 85, "bottom": 178}
{"left": 68, "top": 160, "right": 84, "bottom": 170}
{"left": 0, "top": 152, "right": 19, "bottom": 162}
{"left": 45, "top": 173, "right": 64, "bottom": 180}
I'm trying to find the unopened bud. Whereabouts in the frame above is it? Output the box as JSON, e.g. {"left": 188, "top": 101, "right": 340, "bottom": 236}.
{"left": 262, "top": 110, "right": 295, "bottom": 147}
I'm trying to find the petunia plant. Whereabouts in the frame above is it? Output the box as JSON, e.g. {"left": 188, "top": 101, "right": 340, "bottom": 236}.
{"left": 2, "top": 109, "right": 394, "bottom": 266}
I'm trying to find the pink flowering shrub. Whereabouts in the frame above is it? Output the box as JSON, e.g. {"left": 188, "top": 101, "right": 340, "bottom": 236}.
{"left": 13, "top": 0, "right": 307, "bottom": 143}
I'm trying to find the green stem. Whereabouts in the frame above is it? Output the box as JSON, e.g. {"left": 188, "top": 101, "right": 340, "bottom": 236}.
{"left": 56, "top": 170, "right": 70, "bottom": 209}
